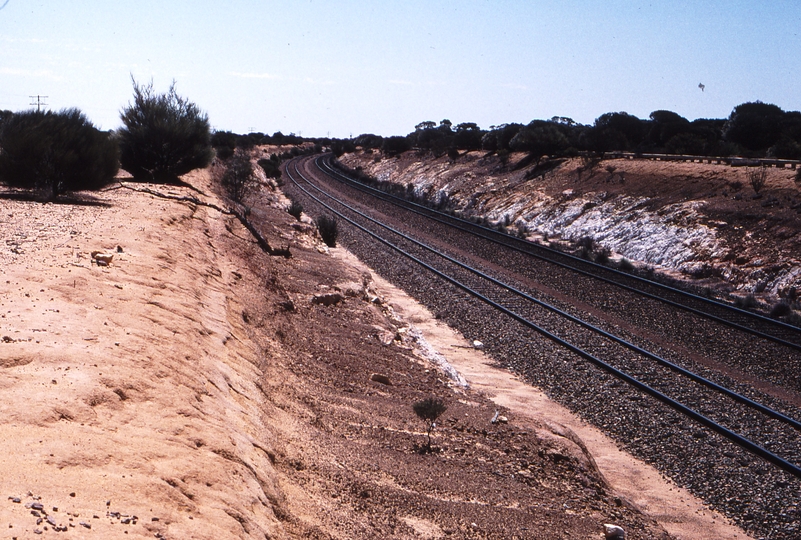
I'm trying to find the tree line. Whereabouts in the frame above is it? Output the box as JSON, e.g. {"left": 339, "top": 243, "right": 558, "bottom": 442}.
{"left": 0, "top": 79, "right": 323, "bottom": 202}
{"left": 334, "top": 101, "right": 801, "bottom": 163}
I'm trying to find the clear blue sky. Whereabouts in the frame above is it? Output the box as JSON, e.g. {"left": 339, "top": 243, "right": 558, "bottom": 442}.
{"left": 1, "top": 1, "right": 799, "bottom": 138}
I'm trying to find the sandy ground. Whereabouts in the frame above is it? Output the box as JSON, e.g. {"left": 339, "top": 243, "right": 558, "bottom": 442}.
{"left": 335, "top": 246, "right": 748, "bottom": 539}
{"left": 0, "top": 174, "right": 285, "bottom": 538}
{"left": 0, "top": 160, "right": 751, "bottom": 539}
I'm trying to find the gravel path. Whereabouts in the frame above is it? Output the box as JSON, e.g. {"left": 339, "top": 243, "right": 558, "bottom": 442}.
{"left": 287, "top": 156, "right": 801, "bottom": 539}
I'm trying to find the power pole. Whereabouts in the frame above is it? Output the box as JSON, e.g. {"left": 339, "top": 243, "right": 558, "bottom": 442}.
{"left": 29, "top": 95, "right": 48, "bottom": 112}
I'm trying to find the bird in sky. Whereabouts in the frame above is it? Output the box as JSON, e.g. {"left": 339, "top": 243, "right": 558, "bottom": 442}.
{"left": 698, "top": 83, "right": 705, "bottom": 92}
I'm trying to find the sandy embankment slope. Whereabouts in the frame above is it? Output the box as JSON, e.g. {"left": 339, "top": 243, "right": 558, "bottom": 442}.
{"left": 0, "top": 165, "right": 747, "bottom": 540}
{"left": 0, "top": 171, "right": 285, "bottom": 538}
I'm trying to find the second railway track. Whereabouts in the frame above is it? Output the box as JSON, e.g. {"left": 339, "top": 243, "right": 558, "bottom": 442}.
{"left": 283, "top": 155, "right": 801, "bottom": 538}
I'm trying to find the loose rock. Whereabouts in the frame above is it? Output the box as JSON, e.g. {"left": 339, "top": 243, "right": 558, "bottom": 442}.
{"left": 311, "top": 292, "right": 344, "bottom": 306}
{"left": 370, "top": 373, "right": 392, "bottom": 385}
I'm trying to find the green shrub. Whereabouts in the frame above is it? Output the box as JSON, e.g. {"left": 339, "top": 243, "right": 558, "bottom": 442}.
{"left": 576, "top": 236, "right": 595, "bottom": 259}
{"left": 257, "top": 156, "right": 282, "bottom": 179}
{"left": 0, "top": 108, "right": 119, "bottom": 200}
{"left": 770, "top": 302, "right": 792, "bottom": 318}
{"left": 412, "top": 397, "right": 447, "bottom": 453}
{"left": 287, "top": 197, "right": 303, "bottom": 221}
{"left": 734, "top": 294, "right": 758, "bottom": 310}
{"left": 220, "top": 152, "right": 255, "bottom": 203}
{"left": 316, "top": 215, "right": 338, "bottom": 247}
{"left": 595, "top": 247, "right": 611, "bottom": 265}
{"left": 118, "top": 78, "right": 213, "bottom": 182}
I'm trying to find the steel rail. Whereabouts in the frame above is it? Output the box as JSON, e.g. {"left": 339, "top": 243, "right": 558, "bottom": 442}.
{"left": 287, "top": 157, "right": 801, "bottom": 480}
{"left": 315, "top": 155, "right": 801, "bottom": 352}
{"left": 294, "top": 158, "right": 801, "bottom": 433}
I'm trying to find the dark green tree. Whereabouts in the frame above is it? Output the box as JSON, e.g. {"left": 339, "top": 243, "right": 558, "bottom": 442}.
{"left": 723, "top": 101, "right": 785, "bottom": 153}
{"left": 509, "top": 122, "right": 570, "bottom": 164}
{"left": 647, "top": 110, "right": 691, "bottom": 149}
{"left": 211, "top": 130, "right": 237, "bottom": 160}
{"left": 353, "top": 133, "right": 384, "bottom": 149}
{"left": 382, "top": 136, "right": 411, "bottom": 156}
{"left": 453, "top": 122, "right": 483, "bottom": 151}
{"left": 118, "top": 78, "right": 213, "bottom": 182}
{"left": 0, "top": 109, "right": 12, "bottom": 129}
{"left": 0, "top": 108, "right": 119, "bottom": 200}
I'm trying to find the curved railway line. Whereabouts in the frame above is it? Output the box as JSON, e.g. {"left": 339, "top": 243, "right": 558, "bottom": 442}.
{"left": 283, "top": 155, "right": 801, "bottom": 538}
{"left": 316, "top": 155, "right": 801, "bottom": 352}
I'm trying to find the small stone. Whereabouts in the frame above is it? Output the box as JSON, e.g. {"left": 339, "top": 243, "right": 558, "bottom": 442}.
{"left": 311, "top": 292, "right": 344, "bottom": 306}
{"left": 34, "top": 529, "right": 42, "bottom": 535}
{"left": 52, "top": 507, "right": 58, "bottom": 512}
{"left": 31, "top": 503, "right": 43, "bottom": 511}
{"left": 151, "top": 517, "right": 159, "bottom": 522}
{"left": 370, "top": 373, "right": 392, "bottom": 385}
{"left": 604, "top": 523, "right": 626, "bottom": 539}
{"left": 47, "top": 516, "right": 56, "bottom": 526}
{"left": 116, "top": 246, "right": 123, "bottom": 253}
{"left": 472, "top": 340, "right": 484, "bottom": 349}
{"left": 9, "top": 497, "right": 20, "bottom": 503}
{"left": 497, "top": 415, "right": 508, "bottom": 424}
{"left": 69, "top": 492, "right": 76, "bottom": 497}
{"left": 79, "top": 522, "right": 91, "bottom": 529}
{"left": 121, "top": 518, "right": 131, "bottom": 524}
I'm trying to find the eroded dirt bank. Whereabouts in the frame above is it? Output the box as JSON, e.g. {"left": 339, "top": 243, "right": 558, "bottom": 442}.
{"left": 0, "top": 162, "right": 742, "bottom": 539}
{"left": 339, "top": 150, "right": 801, "bottom": 314}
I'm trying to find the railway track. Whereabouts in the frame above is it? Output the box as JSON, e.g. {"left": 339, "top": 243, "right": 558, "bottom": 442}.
{"left": 285, "top": 155, "right": 801, "bottom": 538}
{"left": 315, "top": 155, "right": 801, "bottom": 352}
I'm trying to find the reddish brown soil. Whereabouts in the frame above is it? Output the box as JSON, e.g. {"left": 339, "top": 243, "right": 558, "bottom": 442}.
{"left": 341, "top": 150, "right": 801, "bottom": 307}
{"left": 0, "top": 154, "right": 744, "bottom": 538}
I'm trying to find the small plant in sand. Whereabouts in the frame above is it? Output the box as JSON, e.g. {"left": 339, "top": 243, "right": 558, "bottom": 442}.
{"left": 316, "top": 215, "right": 339, "bottom": 247}
{"left": 413, "top": 397, "right": 447, "bottom": 453}
{"left": 747, "top": 166, "right": 767, "bottom": 194}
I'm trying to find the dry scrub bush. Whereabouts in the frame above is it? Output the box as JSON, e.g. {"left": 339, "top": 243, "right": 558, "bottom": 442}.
{"left": 412, "top": 397, "right": 447, "bottom": 453}
{"left": 0, "top": 108, "right": 118, "bottom": 200}
{"left": 747, "top": 166, "right": 767, "bottom": 194}
{"left": 316, "top": 215, "right": 339, "bottom": 247}
{"left": 287, "top": 197, "right": 303, "bottom": 221}
{"left": 220, "top": 151, "right": 256, "bottom": 204}
{"left": 118, "top": 78, "right": 213, "bottom": 182}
